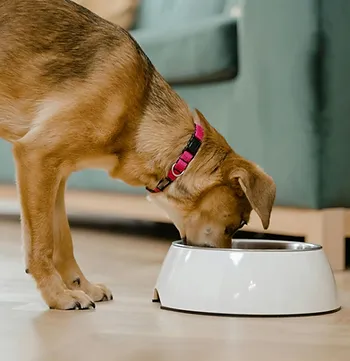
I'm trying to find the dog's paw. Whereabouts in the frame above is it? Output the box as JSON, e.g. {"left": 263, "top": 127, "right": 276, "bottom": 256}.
{"left": 48, "top": 290, "right": 95, "bottom": 310}
{"left": 69, "top": 278, "right": 113, "bottom": 302}
{"left": 84, "top": 283, "right": 113, "bottom": 302}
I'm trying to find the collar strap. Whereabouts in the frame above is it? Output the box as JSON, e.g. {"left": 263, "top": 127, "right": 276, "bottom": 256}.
{"left": 146, "top": 124, "right": 204, "bottom": 193}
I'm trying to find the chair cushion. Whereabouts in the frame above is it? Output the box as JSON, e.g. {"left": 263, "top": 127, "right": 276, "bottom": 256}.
{"left": 73, "top": 0, "right": 139, "bottom": 30}
{"left": 134, "top": 0, "right": 226, "bottom": 30}
{"left": 131, "top": 15, "right": 237, "bottom": 84}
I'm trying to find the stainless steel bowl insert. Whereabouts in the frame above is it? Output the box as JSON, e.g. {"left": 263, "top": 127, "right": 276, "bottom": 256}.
{"left": 173, "top": 239, "right": 322, "bottom": 252}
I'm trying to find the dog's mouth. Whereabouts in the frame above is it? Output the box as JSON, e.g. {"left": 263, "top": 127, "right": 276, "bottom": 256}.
{"left": 181, "top": 237, "right": 217, "bottom": 248}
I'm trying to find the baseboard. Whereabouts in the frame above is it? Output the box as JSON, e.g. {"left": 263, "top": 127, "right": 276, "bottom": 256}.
{"left": 0, "top": 185, "right": 348, "bottom": 271}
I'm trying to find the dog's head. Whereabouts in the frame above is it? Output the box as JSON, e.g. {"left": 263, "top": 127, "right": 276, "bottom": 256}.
{"left": 148, "top": 110, "right": 276, "bottom": 248}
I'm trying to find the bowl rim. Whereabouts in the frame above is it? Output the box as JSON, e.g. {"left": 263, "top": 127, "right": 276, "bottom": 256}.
{"left": 171, "top": 239, "right": 323, "bottom": 252}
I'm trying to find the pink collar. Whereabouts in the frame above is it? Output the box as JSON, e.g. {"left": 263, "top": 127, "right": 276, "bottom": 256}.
{"left": 146, "top": 124, "right": 204, "bottom": 193}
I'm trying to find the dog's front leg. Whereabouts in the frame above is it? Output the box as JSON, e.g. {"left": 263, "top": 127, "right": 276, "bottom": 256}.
{"left": 53, "top": 179, "right": 113, "bottom": 302}
{"left": 13, "top": 143, "right": 95, "bottom": 310}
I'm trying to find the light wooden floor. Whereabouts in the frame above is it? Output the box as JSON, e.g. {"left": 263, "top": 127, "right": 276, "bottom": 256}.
{"left": 1, "top": 219, "right": 350, "bottom": 361}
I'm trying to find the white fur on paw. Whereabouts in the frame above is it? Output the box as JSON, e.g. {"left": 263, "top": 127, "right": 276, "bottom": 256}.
{"left": 84, "top": 283, "right": 113, "bottom": 302}
{"left": 49, "top": 290, "right": 95, "bottom": 310}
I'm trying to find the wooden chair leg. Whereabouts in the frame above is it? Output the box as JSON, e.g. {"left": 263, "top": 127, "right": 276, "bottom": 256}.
{"left": 305, "top": 208, "right": 346, "bottom": 272}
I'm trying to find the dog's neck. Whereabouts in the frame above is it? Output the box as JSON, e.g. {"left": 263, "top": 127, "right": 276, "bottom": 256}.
{"left": 111, "top": 71, "right": 219, "bottom": 200}
{"left": 121, "top": 72, "right": 198, "bottom": 186}
{"left": 145, "top": 122, "right": 204, "bottom": 193}
{"left": 138, "top": 110, "right": 198, "bottom": 192}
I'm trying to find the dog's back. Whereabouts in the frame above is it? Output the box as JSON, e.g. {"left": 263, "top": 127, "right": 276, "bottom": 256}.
{"left": 0, "top": 0, "right": 155, "bottom": 143}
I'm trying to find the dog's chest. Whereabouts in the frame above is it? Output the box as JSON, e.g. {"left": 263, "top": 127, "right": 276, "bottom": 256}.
{"left": 75, "top": 155, "right": 118, "bottom": 173}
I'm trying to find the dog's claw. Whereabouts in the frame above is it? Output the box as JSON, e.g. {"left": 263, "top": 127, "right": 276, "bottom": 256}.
{"left": 79, "top": 302, "right": 95, "bottom": 310}
{"left": 75, "top": 302, "right": 81, "bottom": 310}
{"left": 61, "top": 300, "right": 95, "bottom": 311}
{"left": 97, "top": 293, "right": 113, "bottom": 302}
{"left": 99, "top": 294, "right": 108, "bottom": 302}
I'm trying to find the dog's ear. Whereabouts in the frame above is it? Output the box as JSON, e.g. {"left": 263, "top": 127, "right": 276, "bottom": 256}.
{"left": 229, "top": 160, "right": 276, "bottom": 229}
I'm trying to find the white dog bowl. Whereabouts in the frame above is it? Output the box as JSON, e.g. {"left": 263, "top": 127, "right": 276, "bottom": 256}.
{"left": 153, "top": 240, "right": 340, "bottom": 316}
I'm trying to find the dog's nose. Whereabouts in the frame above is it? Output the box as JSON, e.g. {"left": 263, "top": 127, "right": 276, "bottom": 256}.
{"left": 181, "top": 236, "right": 187, "bottom": 245}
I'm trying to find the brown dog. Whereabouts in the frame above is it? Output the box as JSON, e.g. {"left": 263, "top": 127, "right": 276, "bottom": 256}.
{"left": 0, "top": 0, "right": 276, "bottom": 310}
